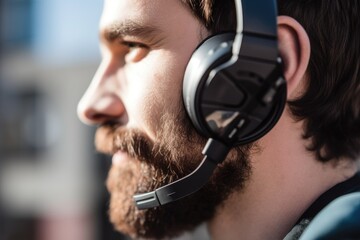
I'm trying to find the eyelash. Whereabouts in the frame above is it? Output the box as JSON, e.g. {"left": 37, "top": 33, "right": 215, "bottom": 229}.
{"left": 121, "top": 41, "right": 147, "bottom": 49}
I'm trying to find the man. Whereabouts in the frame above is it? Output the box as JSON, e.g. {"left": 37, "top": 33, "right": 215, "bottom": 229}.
{"left": 77, "top": 0, "right": 360, "bottom": 239}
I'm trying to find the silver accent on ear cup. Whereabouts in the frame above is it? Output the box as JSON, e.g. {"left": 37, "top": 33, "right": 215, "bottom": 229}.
{"left": 234, "top": 0, "right": 244, "bottom": 34}
{"left": 233, "top": 0, "right": 244, "bottom": 56}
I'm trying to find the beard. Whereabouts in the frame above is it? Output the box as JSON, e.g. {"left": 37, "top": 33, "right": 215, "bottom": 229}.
{"left": 95, "top": 105, "right": 254, "bottom": 239}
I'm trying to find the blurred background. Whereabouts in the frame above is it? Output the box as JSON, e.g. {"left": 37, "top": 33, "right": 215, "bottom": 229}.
{"left": 0, "top": 0, "right": 127, "bottom": 239}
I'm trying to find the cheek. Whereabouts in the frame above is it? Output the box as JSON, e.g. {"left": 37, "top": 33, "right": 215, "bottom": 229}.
{"left": 125, "top": 81, "right": 160, "bottom": 139}
{"left": 129, "top": 55, "right": 186, "bottom": 137}
{"left": 126, "top": 54, "right": 185, "bottom": 140}
{"left": 154, "top": 51, "right": 189, "bottom": 107}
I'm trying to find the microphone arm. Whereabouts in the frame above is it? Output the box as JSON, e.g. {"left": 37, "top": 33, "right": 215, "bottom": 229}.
{"left": 133, "top": 138, "right": 230, "bottom": 210}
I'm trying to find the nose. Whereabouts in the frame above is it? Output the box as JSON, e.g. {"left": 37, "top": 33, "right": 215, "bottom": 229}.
{"left": 77, "top": 60, "right": 127, "bottom": 125}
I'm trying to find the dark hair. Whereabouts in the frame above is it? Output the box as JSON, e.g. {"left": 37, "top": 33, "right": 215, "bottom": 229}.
{"left": 182, "top": 0, "right": 360, "bottom": 162}
{"left": 180, "top": 0, "right": 236, "bottom": 33}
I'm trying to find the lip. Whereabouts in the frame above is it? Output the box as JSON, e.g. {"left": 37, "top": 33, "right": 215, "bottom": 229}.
{"left": 112, "top": 151, "right": 129, "bottom": 166}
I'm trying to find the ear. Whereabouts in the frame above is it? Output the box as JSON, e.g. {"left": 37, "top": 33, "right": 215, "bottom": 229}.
{"left": 277, "top": 16, "right": 311, "bottom": 99}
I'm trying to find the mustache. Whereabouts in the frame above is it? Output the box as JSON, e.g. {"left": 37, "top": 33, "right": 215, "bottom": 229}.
{"left": 95, "top": 123, "right": 154, "bottom": 160}
{"left": 94, "top": 123, "right": 183, "bottom": 173}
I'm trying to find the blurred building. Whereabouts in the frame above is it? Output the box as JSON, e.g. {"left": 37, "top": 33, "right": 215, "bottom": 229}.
{"left": 0, "top": 0, "right": 126, "bottom": 239}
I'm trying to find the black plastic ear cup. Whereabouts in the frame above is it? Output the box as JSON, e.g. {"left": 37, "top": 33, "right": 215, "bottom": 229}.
{"left": 183, "top": 32, "right": 287, "bottom": 146}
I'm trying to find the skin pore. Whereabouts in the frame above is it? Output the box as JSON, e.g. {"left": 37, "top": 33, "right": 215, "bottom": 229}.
{"left": 78, "top": 0, "right": 359, "bottom": 239}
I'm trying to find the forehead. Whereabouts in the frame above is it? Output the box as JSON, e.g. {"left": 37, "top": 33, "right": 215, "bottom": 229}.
{"left": 100, "top": 0, "right": 194, "bottom": 32}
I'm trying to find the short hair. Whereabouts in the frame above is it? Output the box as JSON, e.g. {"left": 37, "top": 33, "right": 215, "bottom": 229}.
{"left": 182, "top": 0, "right": 360, "bottom": 162}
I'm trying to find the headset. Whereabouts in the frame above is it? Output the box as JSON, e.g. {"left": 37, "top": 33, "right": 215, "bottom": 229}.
{"left": 134, "top": 0, "right": 287, "bottom": 209}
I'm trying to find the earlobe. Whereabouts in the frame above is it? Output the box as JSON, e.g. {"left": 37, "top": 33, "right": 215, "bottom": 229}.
{"left": 277, "top": 16, "right": 311, "bottom": 99}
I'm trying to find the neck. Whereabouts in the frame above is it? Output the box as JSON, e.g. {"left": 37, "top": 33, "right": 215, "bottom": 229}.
{"left": 208, "top": 112, "right": 358, "bottom": 240}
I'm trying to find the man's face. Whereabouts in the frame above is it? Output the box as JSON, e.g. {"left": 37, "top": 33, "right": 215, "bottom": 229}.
{"left": 78, "top": 0, "right": 252, "bottom": 239}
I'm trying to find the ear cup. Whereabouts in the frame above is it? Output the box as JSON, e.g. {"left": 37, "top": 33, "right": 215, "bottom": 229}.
{"left": 183, "top": 32, "right": 287, "bottom": 146}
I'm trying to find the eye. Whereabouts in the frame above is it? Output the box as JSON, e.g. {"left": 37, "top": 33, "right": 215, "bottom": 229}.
{"left": 121, "top": 41, "right": 149, "bottom": 62}
{"left": 122, "top": 41, "right": 145, "bottom": 49}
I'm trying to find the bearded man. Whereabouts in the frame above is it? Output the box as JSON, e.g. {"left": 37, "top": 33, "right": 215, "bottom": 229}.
{"left": 77, "top": 0, "right": 360, "bottom": 239}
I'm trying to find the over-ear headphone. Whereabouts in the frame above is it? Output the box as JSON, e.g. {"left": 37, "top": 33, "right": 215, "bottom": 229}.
{"left": 183, "top": 0, "right": 286, "bottom": 146}
{"left": 134, "top": 0, "right": 286, "bottom": 209}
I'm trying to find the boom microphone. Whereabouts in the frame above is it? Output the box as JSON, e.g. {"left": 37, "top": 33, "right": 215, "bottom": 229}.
{"left": 134, "top": 139, "right": 229, "bottom": 209}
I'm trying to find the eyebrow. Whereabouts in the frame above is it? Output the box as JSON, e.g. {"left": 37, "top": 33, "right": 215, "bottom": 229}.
{"left": 101, "top": 20, "right": 163, "bottom": 43}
